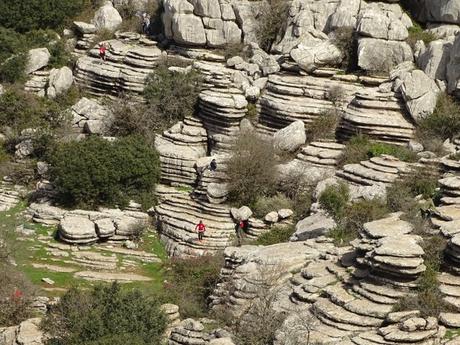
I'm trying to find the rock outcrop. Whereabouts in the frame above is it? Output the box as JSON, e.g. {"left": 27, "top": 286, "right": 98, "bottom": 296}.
{"left": 70, "top": 97, "right": 113, "bottom": 134}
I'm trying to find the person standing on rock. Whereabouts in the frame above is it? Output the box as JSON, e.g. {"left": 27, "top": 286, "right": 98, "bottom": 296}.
{"left": 195, "top": 220, "right": 206, "bottom": 241}
{"left": 142, "top": 13, "right": 150, "bottom": 34}
{"left": 99, "top": 43, "right": 107, "bottom": 62}
{"left": 236, "top": 219, "right": 246, "bottom": 246}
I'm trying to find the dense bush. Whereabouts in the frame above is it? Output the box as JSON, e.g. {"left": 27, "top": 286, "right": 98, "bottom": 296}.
{"left": 0, "top": 0, "right": 87, "bottom": 33}
{"left": 227, "top": 134, "right": 278, "bottom": 205}
{"left": 319, "top": 182, "right": 350, "bottom": 219}
{"left": 255, "top": 225, "right": 295, "bottom": 246}
{"left": 331, "top": 26, "right": 357, "bottom": 71}
{"left": 42, "top": 283, "right": 167, "bottom": 345}
{"left": 163, "top": 255, "right": 223, "bottom": 318}
{"left": 417, "top": 93, "right": 460, "bottom": 145}
{"left": 339, "top": 135, "right": 417, "bottom": 166}
{"left": 144, "top": 65, "right": 202, "bottom": 130}
{"left": 255, "top": 0, "right": 289, "bottom": 52}
{"left": 386, "top": 167, "right": 440, "bottom": 213}
{"left": 47, "top": 136, "right": 160, "bottom": 209}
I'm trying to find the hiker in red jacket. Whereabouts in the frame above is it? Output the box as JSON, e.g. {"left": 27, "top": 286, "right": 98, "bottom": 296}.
{"left": 195, "top": 220, "right": 206, "bottom": 241}
{"left": 99, "top": 43, "right": 107, "bottom": 61}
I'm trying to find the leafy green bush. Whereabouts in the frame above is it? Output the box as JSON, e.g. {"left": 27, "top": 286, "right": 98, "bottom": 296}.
{"left": 48, "top": 136, "right": 160, "bottom": 209}
{"left": 319, "top": 182, "right": 349, "bottom": 219}
{"left": 339, "top": 135, "right": 417, "bottom": 166}
{"left": 417, "top": 93, "right": 460, "bottom": 144}
{"left": 252, "top": 194, "right": 293, "bottom": 219}
{"left": 0, "top": 54, "right": 27, "bottom": 84}
{"left": 255, "top": 0, "right": 289, "bottom": 52}
{"left": 406, "top": 24, "right": 436, "bottom": 49}
{"left": 0, "top": 0, "right": 87, "bottom": 33}
{"left": 227, "top": 134, "right": 278, "bottom": 205}
{"left": 255, "top": 225, "right": 295, "bottom": 245}
{"left": 42, "top": 283, "right": 167, "bottom": 345}
{"left": 144, "top": 65, "right": 202, "bottom": 130}
{"left": 162, "top": 255, "right": 223, "bottom": 318}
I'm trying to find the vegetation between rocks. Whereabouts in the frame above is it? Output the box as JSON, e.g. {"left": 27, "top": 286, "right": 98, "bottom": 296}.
{"left": 47, "top": 135, "right": 161, "bottom": 210}
{"left": 255, "top": 225, "right": 296, "bottom": 246}
{"left": 255, "top": 0, "right": 289, "bottom": 52}
{"left": 406, "top": 23, "right": 437, "bottom": 49}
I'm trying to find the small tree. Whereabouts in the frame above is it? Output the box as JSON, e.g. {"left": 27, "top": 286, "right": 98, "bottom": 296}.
{"left": 42, "top": 282, "right": 167, "bottom": 345}
{"left": 255, "top": 0, "right": 289, "bottom": 52}
{"left": 227, "top": 134, "right": 278, "bottom": 205}
{"left": 144, "top": 65, "right": 201, "bottom": 130}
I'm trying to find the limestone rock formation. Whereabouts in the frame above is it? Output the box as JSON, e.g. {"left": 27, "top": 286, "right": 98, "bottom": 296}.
{"left": 47, "top": 66, "right": 74, "bottom": 99}
{"left": 26, "top": 48, "right": 50, "bottom": 74}
{"left": 273, "top": 120, "right": 306, "bottom": 153}
{"left": 0, "top": 318, "right": 44, "bottom": 345}
{"left": 93, "top": 1, "right": 123, "bottom": 31}
{"left": 291, "top": 213, "right": 337, "bottom": 241}
{"left": 70, "top": 97, "right": 113, "bottom": 134}
{"left": 168, "top": 318, "right": 209, "bottom": 345}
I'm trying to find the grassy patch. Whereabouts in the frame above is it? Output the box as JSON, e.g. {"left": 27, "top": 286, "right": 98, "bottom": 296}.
{"left": 255, "top": 225, "right": 295, "bottom": 246}
{"left": 406, "top": 24, "right": 436, "bottom": 49}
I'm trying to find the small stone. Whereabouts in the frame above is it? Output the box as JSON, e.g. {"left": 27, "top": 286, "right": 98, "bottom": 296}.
{"left": 42, "top": 277, "right": 55, "bottom": 285}
{"left": 265, "top": 211, "right": 279, "bottom": 223}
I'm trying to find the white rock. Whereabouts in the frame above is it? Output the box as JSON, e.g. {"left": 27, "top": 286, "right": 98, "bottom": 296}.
{"left": 26, "top": 48, "right": 50, "bottom": 74}
{"left": 93, "top": 1, "right": 123, "bottom": 31}
{"left": 273, "top": 120, "right": 306, "bottom": 153}
{"left": 291, "top": 213, "right": 336, "bottom": 241}
{"left": 265, "top": 211, "right": 279, "bottom": 223}
{"left": 47, "top": 66, "right": 73, "bottom": 99}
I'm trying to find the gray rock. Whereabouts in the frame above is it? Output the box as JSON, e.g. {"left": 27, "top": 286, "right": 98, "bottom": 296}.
{"left": 95, "top": 218, "right": 115, "bottom": 238}
{"left": 273, "top": 120, "right": 306, "bottom": 153}
{"left": 172, "top": 14, "right": 207, "bottom": 45}
{"left": 291, "top": 213, "right": 336, "bottom": 241}
{"left": 358, "top": 38, "right": 413, "bottom": 73}
{"left": 47, "top": 67, "right": 73, "bottom": 99}
{"left": 59, "top": 215, "right": 97, "bottom": 244}
{"left": 265, "top": 211, "right": 279, "bottom": 223}
{"left": 73, "top": 21, "right": 97, "bottom": 34}
{"left": 278, "top": 209, "right": 293, "bottom": 219}
{"left": 231, "top": 206, "right": 252, "bottom": 221}
{"left": 26, "top": 48, "right": 50, "bottom": 74}
{"left": 93, "top": 1, "right": 123, "bottom": 31}
{"left": 15, "top": 318, "right": 44, "bottom": 345}
{"left": 399, "top": 69, "right": 440, "bottom": 123}
{"left": 357, "top": 8, "right": 408, "bottom": 41}
{"left": 290, "top": 40, "right": 343, "bottom": 73}
{"left": 209, "top": 338, "right": 236, "bottom": 345}
{"left": 15, "top": 139, "right": 34, "bottom": 159}
{"left": 124, "top": 240, "right": 138, "bottom": 249}
{"left": 447, "top": 33, "right": 460, "bottom": 94}
{"left": 417, "top": 39, "right": 453, "bottom": 80}
{"left": 408, "top": 140, "right": 424, "bottom": 152}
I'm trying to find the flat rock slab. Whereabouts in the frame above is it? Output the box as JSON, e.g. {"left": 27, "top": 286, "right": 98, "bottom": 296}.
{"left": 440, "top": 312, "right": 460, "bottom": 328}
{"left": 363, "top": 216, "right": 413, "bottom": 238}
{"left": 31, "top": 263, "right": 77, "bottom": 273}
{"left": 74, "top": 271, "right": 152, "bottom": 282}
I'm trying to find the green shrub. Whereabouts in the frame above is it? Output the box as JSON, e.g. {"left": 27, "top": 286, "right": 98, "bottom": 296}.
{"left": 227, "top": 134, "right": 278, "bottom": 205}
{"left": 42, "top": 282, "right": 167, "bottom": 345}
{"left": 252, "top": 194, "right": 293, "bottom": 219}
{"left": 162, "top": 255, "right": 223, "bottom": 318}
{"left": 144, "top": 65, "right": 202, "bottom": 130}
{"left": 339, "top": 135, "right": 417, "bottom": 166}
{"left": 255, "top": 0, "right": 289, "bottom": 52}
{"left": 417, "top": 93, "right": 460, "bottom": 143}
{"left": 0, "top": 0, "right": 87, "bottom": 33}
{"left": 255, "top": 225, "right": 295, "bottom": 246}
{"left": 406, "top": 24, "right": 436, "bottom": 49}
{"left": 386, "top": 167, "right": 439, "bottom": 213}
{"left": 0, "top": 54, "right": 27, "bottom": 84}
{"left": 319, "top": 182, "right": 349, "bottom": 219}
{"left": 47, "top": 136, "right": 160, "bottom": 209}
{"left": 328, "top": 198, "right": 389, "bottom": 246}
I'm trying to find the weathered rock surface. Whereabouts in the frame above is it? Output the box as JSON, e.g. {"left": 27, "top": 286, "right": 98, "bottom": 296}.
{"left": 93, "top": 1, "right": 123, "bottom": 31}
{"left": 70, "top": 97, "right": 113, "bottom": 134}
{"left": 26, "top": 48, "right": 50, "bottom": 74}
{"left": 291, "top": 213, "right": 336, "bottom": 241}
{"left": 273, "top": 120, "right": 306, "bottom": 153}
{"left": 47, "top": 66, "right": 74, "bottom": 99}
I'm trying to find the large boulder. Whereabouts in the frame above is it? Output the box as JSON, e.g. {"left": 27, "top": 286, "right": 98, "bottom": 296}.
{"left": 407, "top": 0, "right": 460, "bottom": 25}
{"left": 59, "top": 215, "right": 98, "bottom": 244}
{"left": 357, "top": 7, "right": 408, "bottom": 41}
{"left": 399, "top": 69, "right": 440, "bottom": 123}
{"left": 290, "top": 40, "right": 343, "bottom": 72}
{"left": 291, "top": 213, "right": 336, "bottom": 241}
{"left": 93, "top": 1, "right": 123, "bottom": 31}
{"left": 447, "top": 33, "right": 460, "bottom": 94}
{"left": 172, "top": 14, "right": 207, "bottom": 45}
{"left": 357, "top": 38, "right": 413, "bottom": 73}
{"left": 47, "top": 67, "right": 74, "bottom": 99}
{"left": 26, "top": 48, "right": 50, "bottom": 74}
{"left": 273, "top": 120, "right": 306, "bottom": 153}
{"left": 417, "top": 39, "right": 453, "bottom": 80}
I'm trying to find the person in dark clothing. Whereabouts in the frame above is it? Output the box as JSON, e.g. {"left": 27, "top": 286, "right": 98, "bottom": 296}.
{"left": 195, "top": 220, "right": 206, "bottom": 241}
{"left": 209, "top": 159, "right": 217, "bottom": 172}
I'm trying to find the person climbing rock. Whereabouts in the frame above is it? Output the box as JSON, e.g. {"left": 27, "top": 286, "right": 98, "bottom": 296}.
{"left": 142, "top": 12, "right": 150, "bottom": 34}
{"left": 99, "top": 43, "right": 107, "bottom": 61}
{"left": 209, "top": 159, "right": 217, "bottom": 172}
{"left": 195, "top": 220, "right": 206, "bottom": 241}
{"left": 236, "top": 219, "right": 246, "bottom": 246}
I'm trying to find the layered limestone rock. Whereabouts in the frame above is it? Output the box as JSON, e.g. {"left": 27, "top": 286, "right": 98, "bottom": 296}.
{"left": 439, "top": 176, "right": 460, "bottom": 206}
{"left": 154, "top": 186, "right": 236, "bottom": 257}
{"left": 70, "top": 97, "right": 113, "bottom": 134}
{"left": 168, "top": 318, "right": 209, "bottom": 345}
{"left": 155, "top": 117, "right": 208, "bottom": 186}
{"left": 74, "top": 37, "right": 163, "bottom": 96}
{"left": 28, "top": 203, "right": 148, "bottom": 244}
{"left": 339, "top": 89, "right": 415, "bottom": 145}
{"left": 198, "top": 88, "right": 247, "bottom": 154}
{"left": 0, "top": 182, "right": 24, "bottom": 212}
{"left": 334, "top": 155, "right": 411, "bottom": 200}
{"left": 257, "top": 74, "right": 361, "bottom": 134}
{"left": 73, "top": 21, "right": 98, "bottom": 54}
{"left": 24, "top": 70, "right": 50, "bottom": 97}
{"left": 446, "top": 234, "right": 460, "bottom": 274}
{"left": 161, "top": 304, "right": 181, "bottom": 337}
{"left": 0, "top": 318, "right": 44, "bottom": 345}
{"left": 209, "top": 239, "right": 337, "bottom": 316}
{"left": 162, "top": 0, "right": 252, "bottom": 48}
